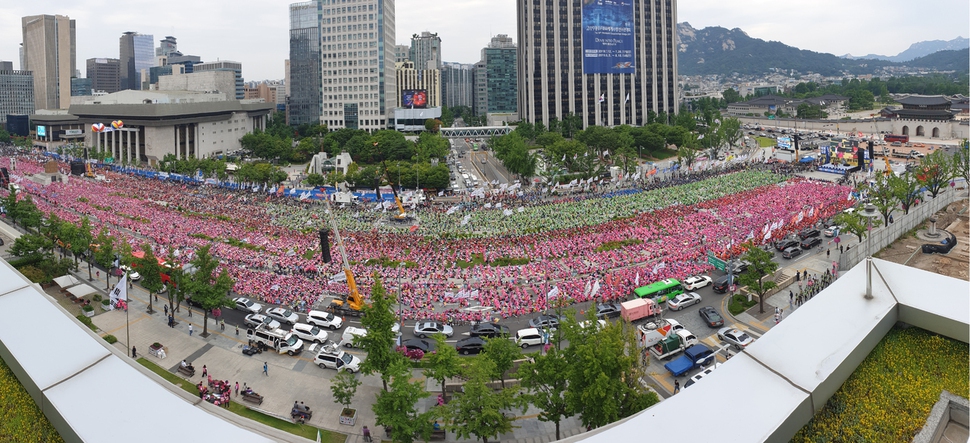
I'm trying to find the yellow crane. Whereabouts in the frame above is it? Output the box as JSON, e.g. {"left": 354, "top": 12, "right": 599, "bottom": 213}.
{"left": 322, "top": 195, "right": 365, "bottom": 316}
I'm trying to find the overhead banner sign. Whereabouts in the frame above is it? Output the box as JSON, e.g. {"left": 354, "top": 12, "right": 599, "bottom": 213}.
{"left": 582, "top": 0, "right": 635, "bottom": 74}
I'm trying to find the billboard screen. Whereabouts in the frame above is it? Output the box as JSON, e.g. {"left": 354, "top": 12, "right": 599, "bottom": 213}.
{"left": 401, "top": 89, "right": 428, "bottom": 109}
{"left": 37, "top": 126, "right": 46, "bottom": 137}
{"left": 582, "top": 0, "right": 635, "bottom": 74}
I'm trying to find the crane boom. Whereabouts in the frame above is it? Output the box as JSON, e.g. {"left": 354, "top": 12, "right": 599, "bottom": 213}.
{"left": 322, "top": 194, "right": 363, "bottom": 311}
{"left": 381, "top": 161, "right": 409, "bottom": 221}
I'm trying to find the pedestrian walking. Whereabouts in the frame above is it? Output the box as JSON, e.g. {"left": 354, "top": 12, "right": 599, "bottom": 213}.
{"left": 96, "top": 270, "right": 100, "bottom": 279}
{"left": 840, "top": 244, "right": 844, "bottom": 254}
{"left": 827, "top": 249, "right": 830, "bottom": 258}
{"left": 220, "top": 319, "right": 225, "bottom": 331}
{"left": 189, "top": 324, "right": 194, "bottom": 336}
{"left": 789, "top": 290, "right": 793, "bottom": 308}
{"left": 674, "top": 380, "right": 680, "bottom": 394}
{"left": 235, "top": 382, "right": 239, "bottom": 396}
{"left": 235, "top": 324, "right": 239, "bottom": 336}
{"left": 164, "top": 304, "right": 169, "bottom": 316}
{"left": 188, "top": 307, "right": 192, "bottom": 318}
{"left": 263, "top": 362, "right": 268, "bottom": 376}
{"left": 202, "top": 365, "right": 207, "bottom": 377}
{"left": 362, "top": 426, "right": 372, "bottom": 442}
{"left": 131, "top": 346, "right": 137, "bottom": 358}
{"left": 168, "top": 315, "right": 175, "bottom": 327}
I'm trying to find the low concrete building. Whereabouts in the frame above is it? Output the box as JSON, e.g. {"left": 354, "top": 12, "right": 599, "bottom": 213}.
{"left": 308, "top": 151, "right": 353, "bottom": 176}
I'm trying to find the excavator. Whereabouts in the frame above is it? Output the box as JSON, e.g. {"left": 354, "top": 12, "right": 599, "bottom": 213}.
{"left": 380, "top": 162, "right": 412, "bottom": 223}
{"left": 322, "top": 195, "right": 366, "bottom": 317}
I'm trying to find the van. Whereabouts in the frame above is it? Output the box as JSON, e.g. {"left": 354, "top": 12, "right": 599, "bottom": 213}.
{"left": 339, "top": 326, "right": 368, "bottom": 348}
{"left": 247, "top": 326, "right": 305, "bottom": 356}
{"left": 514, "top": 327, "right": 545, "bottom": 348}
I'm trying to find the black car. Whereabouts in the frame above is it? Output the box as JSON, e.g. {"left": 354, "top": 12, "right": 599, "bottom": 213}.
{"left": 727, "top": 259, "right": 750, "bottom": 275}
{"left": 528, "top": 314, "right": 562, "bottom": 330}
{"left": 699, "top": 306, "right": 724, "bottom": 328}
{"left": 799, "top": 229, "right": 821, "bottom": 240}
{"left": 775, "top": 239, "right": 799, "bottom": 252}
{"left": 800, "top": 237, "right": 822, "bottom": 249}
{"left": 401, "top": 338, "right": 435, "bottom": 353}
{"left": 595, "top": 302, "right": 622, "bottom": 319}
{"left": 782, "top": 247, "right": 803, "bottom": 259}
{"left": 455, "top": 337, "right": 487, "bottom": 355}
{"left": 711, "top": 275, "right": 731, "bottom": 294}
{"left": 469, "top": 323, "right": 510, "bottom": 338}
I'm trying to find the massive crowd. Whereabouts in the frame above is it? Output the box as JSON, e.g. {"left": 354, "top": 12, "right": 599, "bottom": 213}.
{"left": 3, "top": 153, "right": 851, "bottom": 322}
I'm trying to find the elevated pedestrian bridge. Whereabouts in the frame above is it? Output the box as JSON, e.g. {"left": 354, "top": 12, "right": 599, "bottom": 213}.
{"left": 440, "top": 126, "right": 512, "bottom": 138}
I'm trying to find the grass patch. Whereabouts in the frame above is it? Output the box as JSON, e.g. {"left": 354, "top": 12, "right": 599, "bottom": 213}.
{"left": 136, "top": 358, "right": 344, "bottom": 442}
{"left": 364, "top": 256, "right": 418, "bottom": 268}
{"left": 456, "top": 253, "right": 529, "bottom": 268}
{"left": 189, "top": 232, "right": 214, "bottom": 241}
{"left": 595, "top": 239, "right": 643, "bottom": 252}
{"left": 303, "top": 249, "right": 316, "bottom": 260}
{"left": 647, "top": 149, "right": 678, "bottom": 160}
{"left": 0, "top": 355, "right": 65, "bottom": 442}
{"left": 727, "top": 293, "right": 757, "bottom": 315}
{"left": 793, "top": 327, "right": 969, "bottom": 442}
{"left": 76, "top": 197, "right": 89, "bottom": 203}
{"left": 755, "top": 136, "right": 777, "bottom": 147}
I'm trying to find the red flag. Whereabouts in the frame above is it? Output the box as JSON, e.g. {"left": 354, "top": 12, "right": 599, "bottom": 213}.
{"left": 409, "top": 225, "right": 419, "bottom": 233}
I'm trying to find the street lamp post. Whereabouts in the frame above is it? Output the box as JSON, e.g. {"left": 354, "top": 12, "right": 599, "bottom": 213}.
{"left": 860, "top": 203, "right": 879, "bottom": 299}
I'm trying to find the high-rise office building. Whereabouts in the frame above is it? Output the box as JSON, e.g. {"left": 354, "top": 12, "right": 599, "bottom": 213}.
{"left": 120, "top": 32, "right": 155, "bottom": 90}
{"left": 318, "top": 0, "right": 396, "bottom": 131}
{"left": 516, "top": 0, "right": 678, "bottom": 127}
{"left": 194, "top": 61, "right": 244, "bottom": 100}
{"left": 441, "top": 62, "right": 474, "bottom": 108}
{"left": 476, "top": 35, "right": 517, "bottom": 115}
{"left": 21, "top": 14, "right": 76, "bottom": 110}
{"left": 394, "top": 45, "right": 410, "bottom": 63}
{"left": 409, "top": 32, "right": 441, "bottom": 70}
{"left": 71, "top": 77, "right": 92, "bottom": 96}
{"left": 288, "top": 0, "right": 322, "bottom": 126}
{"left": 396, "top": 61, "right": 440, "bottom": 108}
{"left": 86, "top": 58, "right": 121, "bottom": 93}
{"left": 0, "top": 64, "right": 35, "bottom": 126}
{"left": 156, "top": 36, "right": 178, "bottom": 57}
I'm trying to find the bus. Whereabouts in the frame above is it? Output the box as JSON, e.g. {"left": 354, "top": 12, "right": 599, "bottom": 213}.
{"left": 884, "top": 134, "right": 908, "bottom": 143}
{"left": 632, "top": 278, "right": 684, "bottom": 303}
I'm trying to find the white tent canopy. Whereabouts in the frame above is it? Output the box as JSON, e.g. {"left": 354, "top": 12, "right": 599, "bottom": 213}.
{"left": 65, "top": 284, "right": 97, "bottom": 299}
{"left": 53, "top": 275, "right": 81, "bottom": 289}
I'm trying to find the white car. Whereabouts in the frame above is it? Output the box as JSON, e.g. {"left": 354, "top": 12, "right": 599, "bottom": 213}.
{"left": 514, "top": 327, "right": 545, "bottom": 348}
{"left": 290, "top": 323, "right": 329, "bottom": 344}
{"left": 314, "top": 345, "right": 362, "bottom": 373}
{"left": 666, "top": 292, "right": 703, "bottom": 311}
{"left": 824, "top": 226, "right": 840, "bottom": 237}
{"left": 119, "top": 265, "right": 141, "bottom": 281}
{"left": 244, "top": 314, "right": 280, "bottom": 330}
{"left": 682, "top": 275, "right": 712, "bottom": 290}
{"left": 717, "top": 327, "right": 755, "bottom": 350}
{"left": 265, "top": 307, "right": 299, "bottom": 325}
{"left": 339, "top": 327, "right": 368, "bottom": 348}
{"left": 306, "top": 310, "right": 343, "bottom": 330}
{"left": 232, "top": 297, "right": 263, "bottom": 314}
{"left": 413, "top": 321, "right": 454, "bottom": 338}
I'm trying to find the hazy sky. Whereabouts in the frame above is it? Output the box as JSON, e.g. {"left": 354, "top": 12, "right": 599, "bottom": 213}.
{"left": 1, "top": 0, "right": 967, "bottom": 82}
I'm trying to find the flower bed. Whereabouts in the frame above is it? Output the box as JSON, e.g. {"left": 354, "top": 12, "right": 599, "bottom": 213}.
{"left": 0, "top": 356, "right": 65, "bottom": 442}
{"left": 793, "top": 327, "right": 969, "bottom": 442}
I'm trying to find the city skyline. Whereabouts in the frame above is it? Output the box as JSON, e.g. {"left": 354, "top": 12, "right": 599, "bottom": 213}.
{"left": 0, "top": 0, "right": 967, "bottom": 83}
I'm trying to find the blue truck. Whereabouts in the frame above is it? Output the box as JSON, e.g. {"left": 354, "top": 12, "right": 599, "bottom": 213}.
{"left": 664, "top": 344, "right": 716, "bottom": 377}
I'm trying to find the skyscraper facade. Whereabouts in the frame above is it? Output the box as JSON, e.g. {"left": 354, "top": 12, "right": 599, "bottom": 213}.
{"left": 86, "top": 58, "right": 121, "bottom": 93}
{"left": 394, "top": 44, "right": 410, "bottom": 63}
{"left": 194, "top": 61, "right": 244, "bottom": 100}
{"left": 441, "top": 62, "right": 474, "bottom": 108}
{"left": 395, "top": 61, "right": 441, "bottom": 108}
{"left": 409, "top": 32, "right": 441, "bottom": 70}
{"left": 481, "top": 35, "right": 517, "bottom": 114}
{"left": 119, "top": 32, "right": 155, "bottom": 90}
{"left": 21, "top": 14, "right": 76, "bottom": 110}
{"left": 0, "top": 65, "right": 35, "bottom": 126}
{"left": 516, "top": 0, "right": 678, "bottom": 128}
{"left": 156, "top": 36, "right": 178, "bottom": 57}
{"left": 318, "top": 0, "right": 396, "bottom": 131}
{"left": 71, "top": 77, "right": 92, "bottom": 96}
{"left": 288, "top": 0, "right": 322, "bottom": 126}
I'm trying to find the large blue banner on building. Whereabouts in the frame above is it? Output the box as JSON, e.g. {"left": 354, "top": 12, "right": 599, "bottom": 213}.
{"left": 582, "top": 0, "right": 636, "bottom": 74}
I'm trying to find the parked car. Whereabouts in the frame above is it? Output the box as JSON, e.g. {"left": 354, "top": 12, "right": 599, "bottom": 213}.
{"left": 455, "top": 337, "right": 487, "bottom": 355}
{"left": 515, "top": 327, "right": 545, "bottom": 348}
{"left": 290, "top": 323, "right": 329, "bottom": 344}
{"left": 782, "top": 247, "right": 803, "bottom": 259}
{"left": 528, "top": 314, "right": 562, "bottom": 330}
{"left": 244, "top": 314, "right": 281, "bottom": 330}
{"left": 699, "top": 306, "right": 724, "bottom": 328}
{"left": 413, "top": 321, "right": 454, "bottom": 338}
{"left": 712, "top": 276, "right": 731, "bottom": 294}
{"left": 682, "top": 275, "right": 713, "bottom": 290}
{"left": 717, "top": 327, "right": 754, "bottom": 350}
{"left": 265, "top": 307, "right": 299, "bottom": 325}
{"left": 667, "top": 292, "right": 703, "bottom": 311}
{"left": 401, "top": 338, "right": 435, "bottom": 353}
{"left": 824, "top": 226, "right": 840, "bottom": 237}
{"left": 800, "top": 237, "right": 822, "bottom": 249}
{"left": 232, "top": 297, "right": 263, "bottom": 314}
{"left": 595, "top": 302, "right": 622, "bottom": 319}
{"left": 339, "top": 327, "right": 367, "bottom": 348}
{"left": 799, "top": 229, "right": 821, "bottom": 240}
{"left": 306, "top": 310, "right": 343, "bottom": 330}
{"left": 775, "top": 239, "right": 800, "bottom": 252}
{"left": 119, "top": 265, "right": 141, "bottom": 281}
{"left": 313, "top": 343, "right": 362, "bottom": 372}
{"left": 469, "top": 323, "right": 510, "bottom": 338}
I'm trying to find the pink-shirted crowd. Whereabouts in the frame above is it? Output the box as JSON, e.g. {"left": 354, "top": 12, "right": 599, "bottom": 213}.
{"left": 3, "top": 155, "right": 852, "bottom": 322}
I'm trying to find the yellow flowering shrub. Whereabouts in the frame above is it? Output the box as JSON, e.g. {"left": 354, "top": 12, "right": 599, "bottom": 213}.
{"left": 793, "top": 327, "right": 969, "bottom": 442}
{"left": 0, "top": 356, "right": 65, "bottom": 442}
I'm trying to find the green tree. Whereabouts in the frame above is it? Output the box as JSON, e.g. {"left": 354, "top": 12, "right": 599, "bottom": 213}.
{"left": 423, "top": 333, "right": 463, "bottom": 400}
{"left": 184, "top": 244, "right": 234, "bottom": 337}
{"left": 444, "top": 358, "right": 517, "bottom": 443}
{"left": 863, "top": 173, "right": 900, "bottom": 226}
{"left": 17, "top": 196, "right": 44, "bottom": 233}
{"left": 482, "top": 335, "right": 519, "bottom": 389}
{"left": 358, "top": 277, "right": 401, "bottom": 392}
{"left": 414, "top": 132, "right": 449, "bottom": 163}
{"left": 677, "top": 139, "right": 701, "bottom": 171}
{"left": 372, "top": 358, "right": 434, "bottom": 443}
{"left": 737, "top": 243, "right": 779, "bottom": 314}
{"left": 719, "top": 117, "right": 743, "bottom": 151}
{"left": 890, "top": 170, "right": 922, "bottom": 215}
{"left": 722, "top": 88, "right": 742, "bottom": 104}
{"left": 835, "top": 208, "right": 883, "bottom": 247}
{"left": 915, "top": 150, "right": 955, "bottom": 198}
{"left": 330, "top": 370, "right": 362, "bottom": 412}
{"left": 304, "top": 173, "right": 327, "bottom": 187}
{"left": 0, "top": 128, "right": 11, "bottom": 143}
{"left": 163, "top": 247, "right": 188, "bottom": 316}
{"left": 952, "top": 141, "right": 969, "bottom": 185}
{"left": 424, "top": 118, "right": 443, "bottom": 133}
{"left": 2, "top": 188, "right": 19, "bottom": 227}
{"left": 560, "top": 113, "right": 583, "bottom": 138}
{"left": 10, "top": 232, "right": 53, "bottom": 260}
{"left": 138, "top": 243, "right": 164, "bottom": 314}
{"left": 93, "top": 228, "right": 116, "bottom": 290}
{"left": 517, "top": 344, "right": 570, "bottom": 439}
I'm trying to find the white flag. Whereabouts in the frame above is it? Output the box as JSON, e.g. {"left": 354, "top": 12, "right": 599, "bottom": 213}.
{"left": 591, "top": 280, "right": 601, "bottom": 297}
{"left": 625, "top": 93, "right": 630, "bottom": 103}
{"left": 546, "top": 286, "right": 560, "bottom": 299}
{"left": 635, "top": 272, "right": 640, "bottom": 286}
{"left": 503, "top": 209, "right": 513, "bottom": 216}
{"left": 598, "top": 94, "right": 604, "bottom": 103}
{"left": 110, "top": 273, "right": 129, "bottom": 304}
